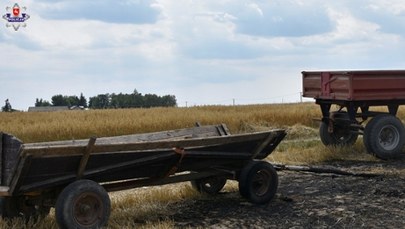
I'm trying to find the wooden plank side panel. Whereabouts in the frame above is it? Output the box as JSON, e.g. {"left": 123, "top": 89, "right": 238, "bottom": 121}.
{"left": 17, "top": 152, "right": 176, "bottom": 193}
{"left": 329, "top": 74, "right": 351, "bottom": 100}
{"left": 2, "top": 134, "right": 23, "bottom": 186}
{"left": 23, "top": 130, "right": 285, "bottom": 157}
{"left": 8, "top": 156, "right": 30, "bottom": 195}
{"left": 351, "top": 74, "right": 405, "bottom": 100}
{"left": 303, "top": 71, "right": 352, "bottom": 100}
{"left": 303, "top": 70, "right": 405, "bottom": 101}
{"left": 302, "top": 72, "right": 322, "bottom": 98}
{"left": 24, "top": 125, "right": 227, "bottom": 148}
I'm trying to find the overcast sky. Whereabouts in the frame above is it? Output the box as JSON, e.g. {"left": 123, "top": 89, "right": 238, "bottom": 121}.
{"left": 1, "top": 0, "right": 405, "bottom": 110}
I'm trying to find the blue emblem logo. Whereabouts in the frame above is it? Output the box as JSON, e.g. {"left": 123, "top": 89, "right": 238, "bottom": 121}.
{"left": 3, "top": 3, "right": 30, "bottom": 31}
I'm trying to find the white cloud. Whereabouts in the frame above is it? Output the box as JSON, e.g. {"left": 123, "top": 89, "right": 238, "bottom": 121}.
{"left": 232, "top": 1, "right": 333, "bottom": 37}
{"left": 35, "top": 0, "right": 161, "bottom": 24}
{"left": 328, "top": 9, "right": 380, "bottom": 40}
{"left": 247, "top": 3, "right": 263, "bottom": 17}
{"left": 368, "top": 1, "right": 405, "bottom": 15}
{"left": 1, "top": 0, "right": 405, "bottom": 110}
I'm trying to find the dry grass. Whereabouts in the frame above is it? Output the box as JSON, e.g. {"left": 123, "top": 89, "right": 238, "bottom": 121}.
{"left": 269, "top": 137, "right": 378, "bottom": 165}
{"left": 0, "top": 102, "right": 403, "bottom": 228}
{"left": 108, "top": 183, "right": 199, "bottom": 229}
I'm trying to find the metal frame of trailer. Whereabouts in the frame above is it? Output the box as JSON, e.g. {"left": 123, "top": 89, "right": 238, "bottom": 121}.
{"left": 302, "top": 70, "right": 405, "bottom": 159}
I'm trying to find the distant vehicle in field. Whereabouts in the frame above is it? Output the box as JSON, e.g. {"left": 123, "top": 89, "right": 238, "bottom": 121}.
{"left": 302, "top": 70, "right": 405, "bottom": 159}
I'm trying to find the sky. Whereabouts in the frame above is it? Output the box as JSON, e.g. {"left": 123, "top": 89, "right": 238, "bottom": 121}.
{"left": 1, "top": 0, "right": 405, "bottom": 110}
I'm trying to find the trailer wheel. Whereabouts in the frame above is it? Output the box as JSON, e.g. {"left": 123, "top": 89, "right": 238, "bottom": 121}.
{"left": 191, "top": 176, "right": 227, "bottom": 195}
{"left": 55, "top": 180, "right": 110, "bottom": 229}
{"left": 238, "top": 161, "right": 278, "bottom": 204}
{"left": 364, "top": 115, "right": 405, "bottom": 159}
{"left": 319, "top": 118, "right": 358, "bottom": 146}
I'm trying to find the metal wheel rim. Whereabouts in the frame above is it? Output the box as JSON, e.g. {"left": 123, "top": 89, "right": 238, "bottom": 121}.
{"left": 73, "top": 192, "right": 103, "bottom": 227}
{"left": 378, "top": 125, "right": 400, "bottom": 151}
{"left": 252, "top": 169, "right": 271, "bottom": 197}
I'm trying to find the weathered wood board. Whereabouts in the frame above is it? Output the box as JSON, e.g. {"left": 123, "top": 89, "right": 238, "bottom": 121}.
{"left": 25, "top": 124, "right": 230, "bottom": 148}
{"left": 2, "top": 133, "right": 22, "bottom": 186}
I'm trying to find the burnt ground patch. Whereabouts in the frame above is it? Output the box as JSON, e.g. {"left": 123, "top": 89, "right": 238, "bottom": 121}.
{"left": 167, "top": 159, "right": 405, "bottom": 228}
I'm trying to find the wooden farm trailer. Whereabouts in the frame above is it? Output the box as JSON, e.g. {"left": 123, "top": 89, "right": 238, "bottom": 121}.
{"left": 0, "top": 124, "right": 286, "bottom": 229}
{"left": 302, "top": 70, "right": 405, "bottom": 159}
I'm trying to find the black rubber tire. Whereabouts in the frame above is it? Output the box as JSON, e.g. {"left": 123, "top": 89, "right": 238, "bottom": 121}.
{"left": 363, "top": 115, "right": 405, "bottom": 159}
{"left": 191, "top": 176, "right": 227, "bottom": 195}
{"left": 55, "top": 180, "right": 111, "bottom": 229}
{"left": 319, "top": 117, "right": 358, "bottom": 146}
{"left": 238, "top": 161, "right": 278, "bottom": 204}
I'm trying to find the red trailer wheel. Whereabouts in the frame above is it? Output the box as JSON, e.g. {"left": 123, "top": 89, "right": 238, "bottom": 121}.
{"left": 55, "top": 180, "right": 110, "bottom": 229}
{"left": 364, "top": 115, "right": 405, "bottom": 159}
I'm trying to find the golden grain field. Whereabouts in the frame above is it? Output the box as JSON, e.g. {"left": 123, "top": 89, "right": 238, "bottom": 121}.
{"left": 0, "top": 103, "right": 321, "bottom": 143}
{"left": 0, "top": 102, "right": 403, "bottom": 228}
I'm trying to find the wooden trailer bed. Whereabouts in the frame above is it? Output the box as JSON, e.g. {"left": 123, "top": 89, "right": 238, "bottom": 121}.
{"left": 0, "top": 124, "right": 286, "bottom": 229}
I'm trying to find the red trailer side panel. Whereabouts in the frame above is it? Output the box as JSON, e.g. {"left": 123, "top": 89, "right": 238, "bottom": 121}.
{"left": 302, "top": 70, "right": 405, "bottom": 101}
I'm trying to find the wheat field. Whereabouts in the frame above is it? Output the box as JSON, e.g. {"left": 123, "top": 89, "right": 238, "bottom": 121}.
{"left": 0, "top": 103, "right": 320, "bottom": 143}
{"left": 0, "top": 102, "right": 403, "bottom": 228}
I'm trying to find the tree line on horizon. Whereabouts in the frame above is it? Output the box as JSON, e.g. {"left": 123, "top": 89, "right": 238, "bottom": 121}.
{"left": 35, "top": 90, "right": 177, "bottom": 109}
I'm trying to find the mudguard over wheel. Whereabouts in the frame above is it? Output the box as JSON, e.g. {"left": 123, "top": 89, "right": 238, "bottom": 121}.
{"left": 55, "top": 180, "right": 111, "bottom": 229}
{"left": 238, "top": 161, "right": 278, "bottom": 204}
{"left": 319, "top": 113, "right": 358, "bottom": 146}
{"left": 191, "top": 176, "right": 227, "bottom": 195}
{"left": 363, "top": 115, "right": 405, "bottom": 159}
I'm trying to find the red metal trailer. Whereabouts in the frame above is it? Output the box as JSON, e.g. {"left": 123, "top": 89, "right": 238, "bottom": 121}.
{"left": 302, "top": 70, "right": 405, "bottom": 159}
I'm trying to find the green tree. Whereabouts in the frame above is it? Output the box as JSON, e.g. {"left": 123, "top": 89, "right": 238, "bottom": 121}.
{"left": 89, "top": 94, "right": 110, "bottom": 109}
{"left": 88, "top": 89, "right": 177, "bottom": 109}
{"left": 51, "top": 95, "right": 82, "bottom": 107}
{"left": 2, "top": 99, "right": 12, "bottom": 112}
{"left": 51, "top": 95, "right": 68, "bottom": 106}
{"left": 143, "top": 94, "right": 159, "bottom": 108}
{"left": 66, "top": 95, "right": 80, "bottom": 107}
{"left": 161, "top": 95, "right": 177, "bottom": 107}
{"left": 132, "top": 90, "right": 143, "bottom": 108}
{"left": 35, "top": 98, "right": 51, "bottom": 107}
{"left": 78, "top": 93, "right": 87, "bottom": 108}
{"left": 110, "top": 93, "right": 121, "bottom": 108}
